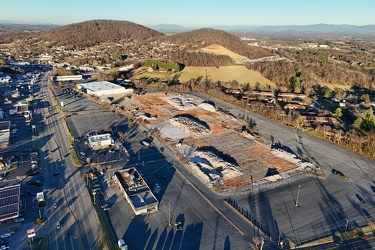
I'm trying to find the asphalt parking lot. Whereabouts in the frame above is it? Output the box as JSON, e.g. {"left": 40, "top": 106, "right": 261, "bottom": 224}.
{"left": 54, "top": 87, "right": 101, "bottom": 112}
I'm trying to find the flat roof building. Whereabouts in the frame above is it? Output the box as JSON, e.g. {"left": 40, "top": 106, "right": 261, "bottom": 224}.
{"left": 88, "top": 133, "right": 114, "bottom": 149}
{"left": 0, "top": 121, "right": 10, "bottom": 147}
{"left": 77, "top": 81, "right": 132, "bottom": 97}
{"left": 114, "top": 168, "right": 158, "bottom": 215}
{"left": 0, "top": 184, "right": 21, "bottom": 222}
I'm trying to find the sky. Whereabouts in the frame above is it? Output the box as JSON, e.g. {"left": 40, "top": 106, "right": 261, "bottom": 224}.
{"left": 2, "top": 0, "right": 375, "bottom": 27}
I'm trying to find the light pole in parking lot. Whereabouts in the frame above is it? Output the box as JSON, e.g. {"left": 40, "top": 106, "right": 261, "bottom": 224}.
{"left": 168, "top": 203, "right": 171, "bottom": 227}
{"left": 93, "top": 191, "right": 96, "bottom": 204}
{"left": 295, "top": 185, "right": 302, "bottom": 207}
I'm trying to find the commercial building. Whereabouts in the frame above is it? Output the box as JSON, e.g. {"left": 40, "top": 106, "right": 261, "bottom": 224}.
{"left": 0, "top": 121, "right": 10, "bottom": 147}
{"left": 76, "top": 81, "right": 132, "bottom": 97}
{"left": 114, "top": 168, "right": 158, "bottom": 215}
{"left": 88, "top": 133, "right": 114, "bottom": 149}
{"left": 0, "top": 184, "right": 21, "bottom": 222}
{"left": 54, "top": 75, "right": 83, "bottom": 81}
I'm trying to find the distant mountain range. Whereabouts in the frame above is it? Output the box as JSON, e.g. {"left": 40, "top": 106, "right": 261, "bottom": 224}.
{"left": 148, "top": 23, "right": 375, "bottom": 34}
{"left": 1, "top": 21, "right": 375, "bottom": 34}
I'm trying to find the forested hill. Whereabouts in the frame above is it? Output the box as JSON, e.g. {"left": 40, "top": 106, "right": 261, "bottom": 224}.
{"left": 157, "top": 28, "right": 271, "bottom": 59}
{"left": 37, "top": 20, "right": 165, "bottom": 48}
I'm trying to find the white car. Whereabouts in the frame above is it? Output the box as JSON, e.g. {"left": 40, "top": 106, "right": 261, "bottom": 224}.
{"left": 53, "top": 203, "right": 57, "bottom": 209}
{"left": 56, "top": 222, "right": 60, "bottom": 229}
{"left": 0, "top": 233, "right": 11, "bottom": 239}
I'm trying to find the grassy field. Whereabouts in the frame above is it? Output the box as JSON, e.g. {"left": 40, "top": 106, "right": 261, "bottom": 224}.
{"left": 133, "top": 65, "right": 275, "bottom": 87}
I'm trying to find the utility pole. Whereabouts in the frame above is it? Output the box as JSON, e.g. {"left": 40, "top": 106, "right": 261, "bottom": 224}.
{"left": 205, "top": 69, "right": 209, "bottom": 101}
{"left": 295, "top": 185, "right": 302, "bottom": 207}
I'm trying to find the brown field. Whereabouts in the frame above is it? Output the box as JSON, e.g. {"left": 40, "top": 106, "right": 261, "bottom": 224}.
{"left": 200, "top": 44, "right": 249, "bottom": 62}
{"left": 121, "top": 93, "right": 299, "bottom": 188}
{"left": 0, "top": 43, "right": 16, "bottom": 48}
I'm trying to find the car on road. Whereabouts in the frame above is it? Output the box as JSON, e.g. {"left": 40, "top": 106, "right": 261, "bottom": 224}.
{"left": 56, "top": 222, "right": 60, "bottom": 229}
{"left": 53, "top": 203, "right": 57, "bottom": 209}
{"left": 80, "top": 152, "right": 86, "bottom": 156}
{"left": 155, "top": 183, "right": 160, "bottom": 189}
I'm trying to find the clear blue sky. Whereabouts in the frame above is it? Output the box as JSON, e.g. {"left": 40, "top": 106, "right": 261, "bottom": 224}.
{"left": 2, "top": 0, "right": 374, "bottom": 27}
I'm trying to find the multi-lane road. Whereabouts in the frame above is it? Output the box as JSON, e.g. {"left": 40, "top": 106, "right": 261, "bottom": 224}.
{"left": 24, "top": 72, "right": 101, "bottom": 250}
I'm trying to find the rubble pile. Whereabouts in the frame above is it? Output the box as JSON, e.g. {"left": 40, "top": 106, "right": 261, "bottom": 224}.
{"left": 271, "top": 148, "right": 314, "bottom": 168}
{"left": 169, "top": 115, "right": 210, "bottom": 137}
{"left": 195, "top": 150, "right": 239, "bottom": 170}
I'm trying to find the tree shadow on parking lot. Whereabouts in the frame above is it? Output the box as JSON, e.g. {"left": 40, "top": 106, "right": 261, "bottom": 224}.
{"left": 256, "top": 191, "right": 279, "bottom": 240}
{"left": 316, "top": 178, "right": 346, "bottom": 236}
{"left": 123, "top": 216, "right": 151, "bottom": 250}
{"left": 106, "top": 193, "right": 118, "bottom": 205}
{"left": 224, "top": 236, "right": 230, "bottom": 250}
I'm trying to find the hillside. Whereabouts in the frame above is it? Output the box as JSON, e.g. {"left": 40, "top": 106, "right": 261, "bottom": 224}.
{"left": 134, "top": 65, "right": 275, "bottom": 86}
{"left": 157, "top": 28, "right": 272, "bottom": 59}
{"left": 37, "top": 20, "right": 164, "bottom": 48}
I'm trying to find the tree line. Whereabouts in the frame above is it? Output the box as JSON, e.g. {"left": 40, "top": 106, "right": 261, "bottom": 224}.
{"left": 144, "top": 59, "right": 183, "bottom": 71}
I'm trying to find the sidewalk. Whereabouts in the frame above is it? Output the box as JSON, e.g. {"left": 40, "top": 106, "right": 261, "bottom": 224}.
{"left": 297, "top": 223, "right": 375, "bottom": 248}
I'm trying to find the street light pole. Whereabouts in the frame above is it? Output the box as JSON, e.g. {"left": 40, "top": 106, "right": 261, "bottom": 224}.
{"left": 93, "top": 191, "right": 96, "bottom": 204}
{"left": 168, "top": 203, "right": 171, "bottom": 227}
{"left": 345, "top": 219, "right": 349, "bottom": 233}
{"left": 295, "top": 185, "right": 302, "bottom": 207}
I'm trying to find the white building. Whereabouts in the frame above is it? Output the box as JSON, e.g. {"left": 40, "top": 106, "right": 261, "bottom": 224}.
{"left": 55, "top": 75, "right": 83, "bottom": 81}
{"left": 77, "top": 81, "right": 132, "bottom": 97}
{"left": 88, "top": 134, "right": 114, "bottom": 148}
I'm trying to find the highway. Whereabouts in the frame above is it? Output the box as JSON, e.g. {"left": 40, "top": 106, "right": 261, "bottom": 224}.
{"left": 18, "top": 72, "right": 101, "bottom": 250}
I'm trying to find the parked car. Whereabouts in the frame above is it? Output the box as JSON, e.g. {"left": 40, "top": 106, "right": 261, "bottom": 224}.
{"left": 13, "top": 217, "right": 24, "bottom": 222}
{"left": 0, "top": 233, "right": 11, "bottom": 239}
{"left": 332, "top": 169, "right": 348, "bottom": 179}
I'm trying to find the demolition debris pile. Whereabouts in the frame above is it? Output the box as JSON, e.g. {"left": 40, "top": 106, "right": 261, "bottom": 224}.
{"left": 169, "top": 114, "right": 210, "bottom": 137}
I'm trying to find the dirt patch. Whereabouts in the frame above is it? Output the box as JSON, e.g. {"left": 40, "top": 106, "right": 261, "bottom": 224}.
{"left": 200, "top": 44, "right": 249, "bottom": 62}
